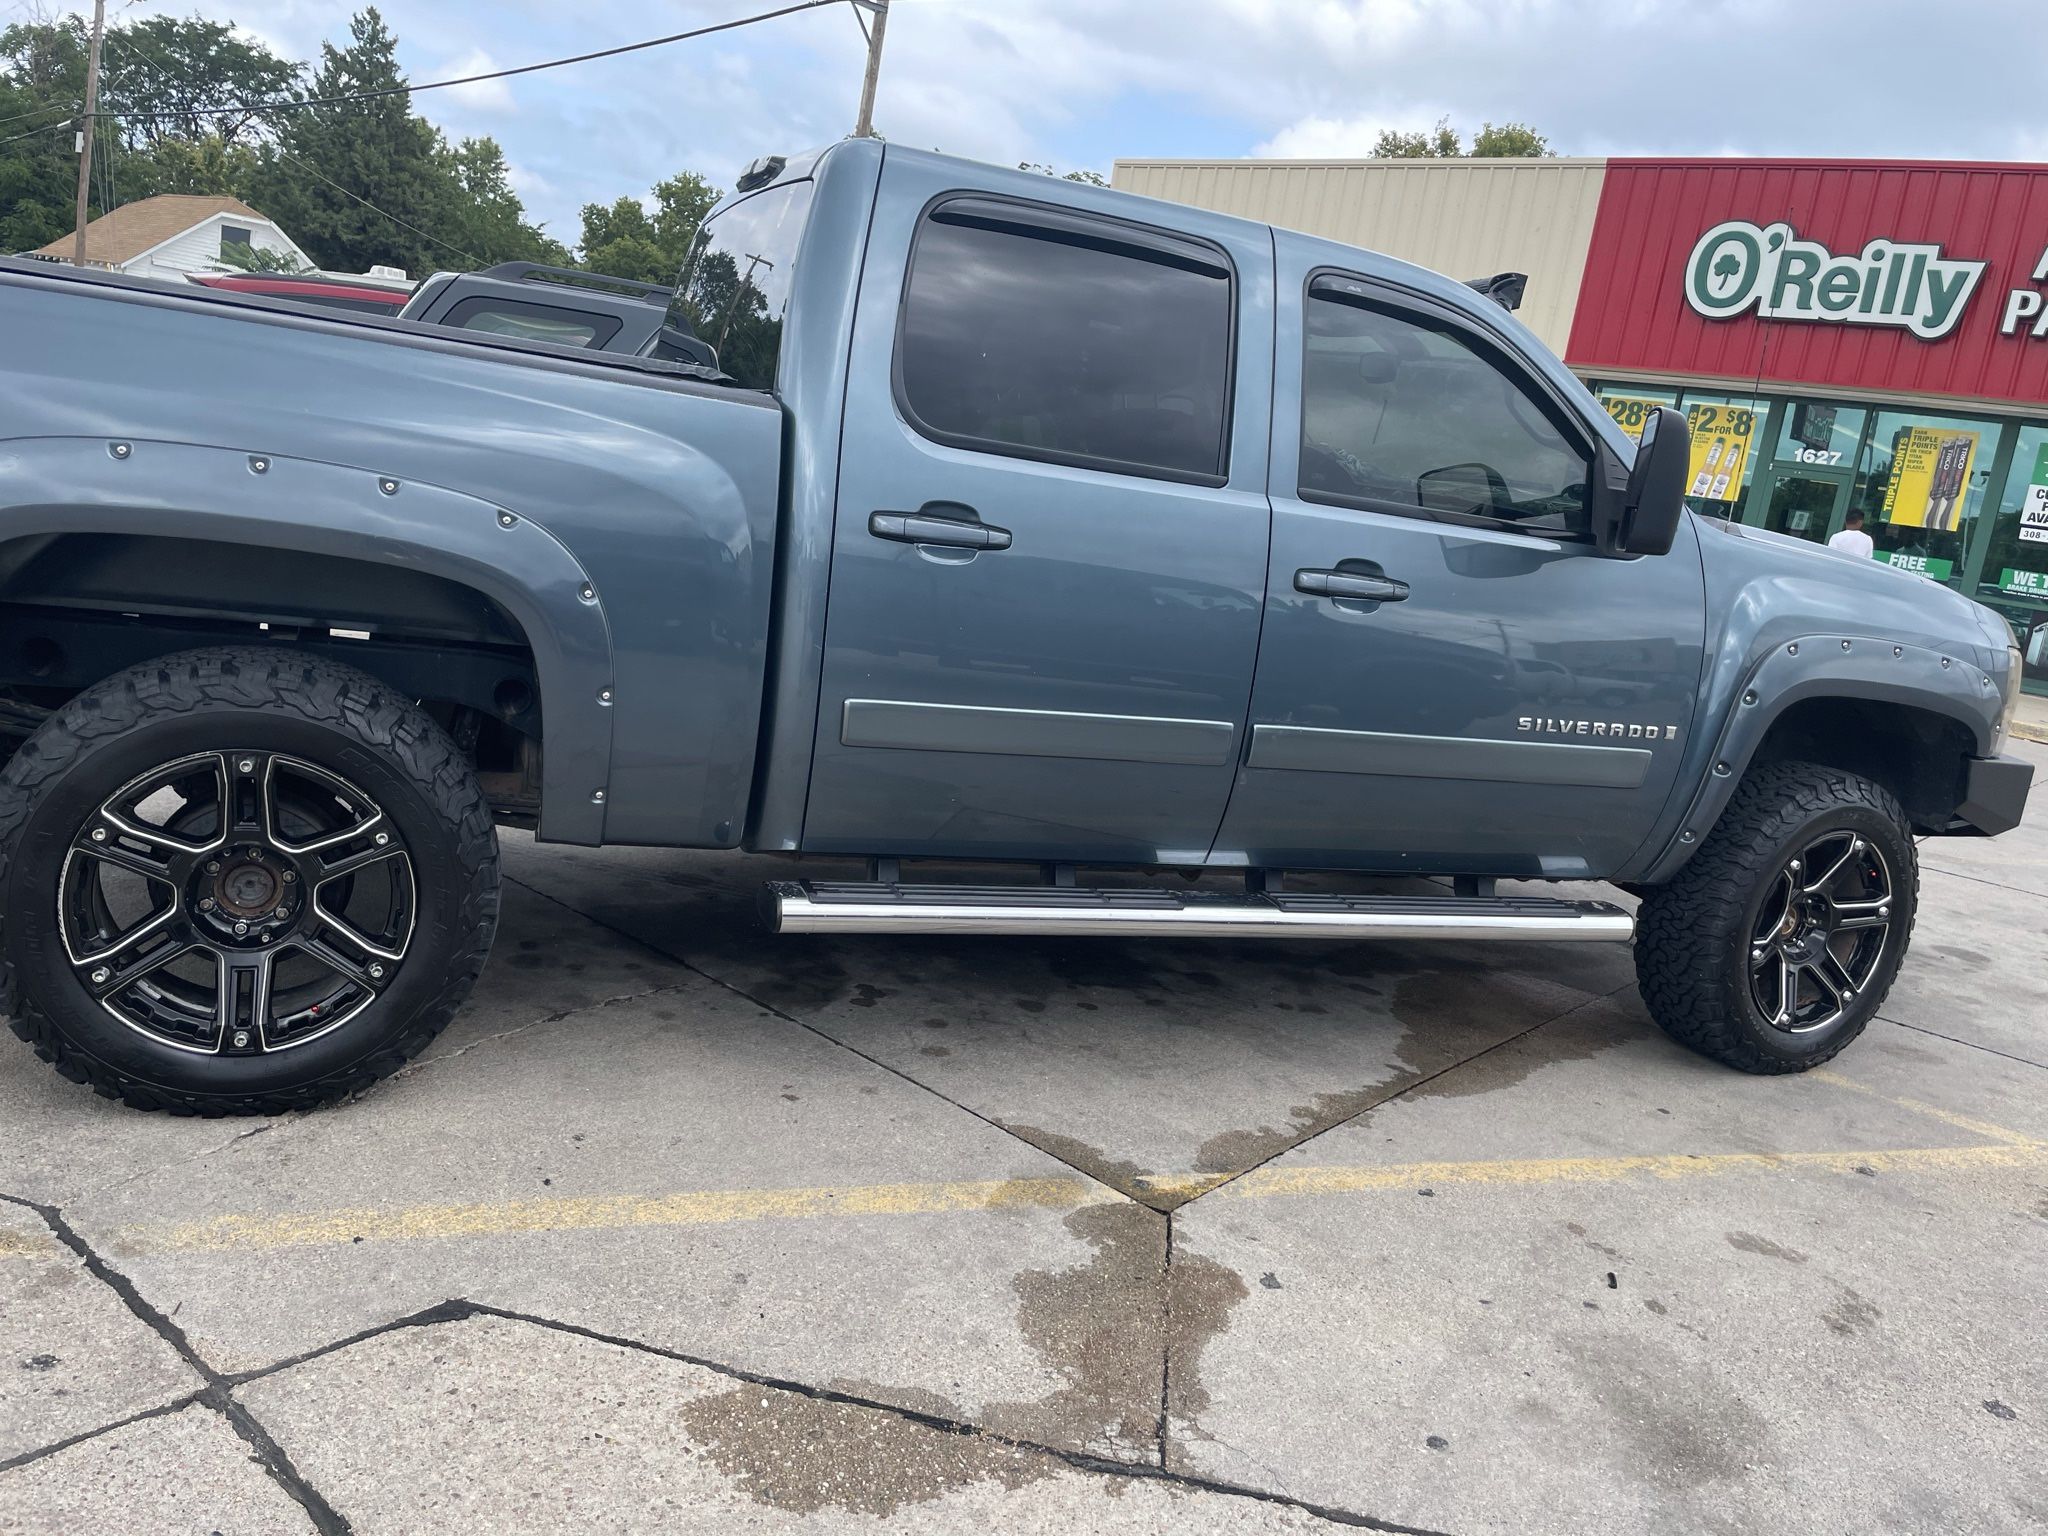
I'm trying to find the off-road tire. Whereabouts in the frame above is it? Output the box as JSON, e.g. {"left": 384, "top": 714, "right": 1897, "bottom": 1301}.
{"left": 1635, "top": 760, "right": 1917, "bottom": 1074}
{"left": 0, "top": 647, "right": 498, "bottom": 1114}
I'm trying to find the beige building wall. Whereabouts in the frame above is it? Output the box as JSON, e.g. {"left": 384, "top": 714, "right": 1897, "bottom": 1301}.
{"left": 1110, "top": 158, "right": 1610, "bottom": 355}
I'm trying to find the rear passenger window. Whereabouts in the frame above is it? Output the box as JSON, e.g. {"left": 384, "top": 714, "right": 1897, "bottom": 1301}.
{"left": 1300, "top": 281, "right": 1590, "bottom": 537}
{"left": 897, "top": 199, "right": 1234, "bottom": 483}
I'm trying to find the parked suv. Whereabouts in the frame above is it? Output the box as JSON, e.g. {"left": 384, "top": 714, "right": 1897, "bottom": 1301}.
{"left": 0, "top": 141, "right": 2030, "bottom": 1114}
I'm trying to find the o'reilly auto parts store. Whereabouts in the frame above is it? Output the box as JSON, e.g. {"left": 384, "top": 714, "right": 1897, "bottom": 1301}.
{"left": 1115, "top": 155, "right": 2048, "bottom": 697}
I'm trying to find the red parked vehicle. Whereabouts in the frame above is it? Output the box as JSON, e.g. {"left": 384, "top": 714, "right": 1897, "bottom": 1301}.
{"left": 185, "top": 271, "right": 412, "bottom": 316}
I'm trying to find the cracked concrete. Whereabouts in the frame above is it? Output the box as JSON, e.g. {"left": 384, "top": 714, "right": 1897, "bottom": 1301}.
{"left": 2, "top": 738, "right": 2043, "bottom": 1532}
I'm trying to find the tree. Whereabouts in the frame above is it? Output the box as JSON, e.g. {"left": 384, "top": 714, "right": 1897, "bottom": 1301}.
{"left": 438, "top": 136, "right": 570, "bottom": 268}
{"left": 102, "top": 16, "right": 301, "bottom": 148}
{"left": 1373, "top": 118, "right": 1553, "bottom": 158}
{"left": 0, "top": 17, "right": 92, "bottom": 252}
{"left": 1470, "top": 122, "right": 1551, "bottom": 158}
{"left": 247, "top": 8, "right": 454, "bottom": 273}
{"left": 125, "top": 132, "right": 265, "bottom": 200}
{"left": 578, "top": 171, "right": 716, "bottom": 286}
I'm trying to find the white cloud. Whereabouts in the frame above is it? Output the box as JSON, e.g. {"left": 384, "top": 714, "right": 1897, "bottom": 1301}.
{"left": 1256, "top": 109, "right": 1461, "bottom": 160}
{"left": 436, "top": 49, "right": 515, "bottom": 114}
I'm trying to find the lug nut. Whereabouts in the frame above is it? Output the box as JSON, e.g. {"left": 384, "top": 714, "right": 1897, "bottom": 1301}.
{"left": 232, "top": 1031, "right": 250, "bottom": 1049}
{"left": 206, "top": 860, "right": 221, "bottom": 874}
{"left": 281, "top": 870, "right": 296, "bottom": 883}
{"left": 274, "top": 906, "right": 290, "bottom": 920}
{"left": 90, "top": 826, "right": 107, "bottom": 842}
{"left": 368, "top": 963, "right": 385, "bottom": 979}
{"left": 89, "top": 967, "right": 110, "bottom": 985}
{"left": 199, "top": 897, "right": 216, "bottom": 912}
{"left": 233, "top": 921, "right": 249, "bottom": 936}
{"left": 238, "top": 758, "right": 255, "bottom": 773}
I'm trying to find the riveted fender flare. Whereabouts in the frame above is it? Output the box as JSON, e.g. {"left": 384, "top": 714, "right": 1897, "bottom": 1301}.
{"left": 1625, "top": 634, "right": 2001, "bottom": 886}
{"left": 0, "top": 436, "right": 613, "bottom": 845}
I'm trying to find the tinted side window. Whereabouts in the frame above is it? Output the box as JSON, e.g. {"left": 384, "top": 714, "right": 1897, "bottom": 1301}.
{"left": 1300, "top": 287, "right": 1590, "bottom": 537}
{"left": 898, "top": 201, "right": 1233, "bottom": 482}
{"left": 442, "top": 296, "right": 619, "bottom": 349}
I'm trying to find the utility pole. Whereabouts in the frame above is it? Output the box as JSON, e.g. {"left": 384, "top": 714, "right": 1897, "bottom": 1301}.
{"left": 851, "top": 0, "right": 890, "bottom": 139}
{"left": 71, "top": 0, "right": 108, "bottom": 267}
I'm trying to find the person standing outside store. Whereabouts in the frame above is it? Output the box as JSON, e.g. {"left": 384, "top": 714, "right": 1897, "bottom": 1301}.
{"left": 1828, "top": 509, "right": 1875, "bottom": 562}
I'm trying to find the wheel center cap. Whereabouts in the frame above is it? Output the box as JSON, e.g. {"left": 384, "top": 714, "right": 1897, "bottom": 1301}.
{"left": 221, "top": 863, "right": 278, "bottom": 913}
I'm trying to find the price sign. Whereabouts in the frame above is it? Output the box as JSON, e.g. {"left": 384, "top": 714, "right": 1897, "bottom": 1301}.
{"left": 2022, "top": 445, "right": 2048, "bottom": 544}
{"left": 1600, "top": 394, "right": 1667, "bottom": 440}
{"left": 1682, "top": 403, "right": 1756, "bottom": 503}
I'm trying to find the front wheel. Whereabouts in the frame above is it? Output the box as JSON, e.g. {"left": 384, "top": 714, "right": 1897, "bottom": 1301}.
{"left": 1635, "top": 761, "right": 1917, "bottom": 1073}
{"left": 0, "top": 648, "right": 498, "bottom": 1114}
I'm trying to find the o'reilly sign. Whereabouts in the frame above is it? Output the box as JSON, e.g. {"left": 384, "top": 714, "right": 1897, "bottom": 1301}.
{"left": 1686, "top": 221, "right": 1986, "bottom": 340}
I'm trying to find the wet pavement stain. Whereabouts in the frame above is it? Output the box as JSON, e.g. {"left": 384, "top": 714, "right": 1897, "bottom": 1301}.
{"left": 997, "top": 1124, "right": 1156, "bottom": 1206}
{"left": 1163, "top": 1238, "right": 1250, "bottom": 1445}
{"left": 676, "top": 1387, "right": 1051, "bottom": 1516}
{"left": 982, "top": 1203, "right": 1169, "bottom": 1460}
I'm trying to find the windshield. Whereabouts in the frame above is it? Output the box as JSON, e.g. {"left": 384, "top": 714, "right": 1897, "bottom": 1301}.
{"left": 669, "top": 179, "right": 816, "bottom": 390}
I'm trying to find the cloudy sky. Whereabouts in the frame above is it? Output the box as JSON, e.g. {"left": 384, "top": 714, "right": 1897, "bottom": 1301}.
{"left": 27, "top": 0, "right": 2047, "bottom": 249}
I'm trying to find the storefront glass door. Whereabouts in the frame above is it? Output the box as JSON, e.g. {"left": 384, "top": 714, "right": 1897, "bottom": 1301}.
{"left": 1977, "top": 425, "right": 2048, "bottom": 695}
{"left": 1759, "top": 469, "right": 1850, "bottom": 544}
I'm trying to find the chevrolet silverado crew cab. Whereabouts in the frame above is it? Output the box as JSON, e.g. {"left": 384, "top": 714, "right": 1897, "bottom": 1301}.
{"left": 0, "top": 141, "right": 2031, "bottom": 1115}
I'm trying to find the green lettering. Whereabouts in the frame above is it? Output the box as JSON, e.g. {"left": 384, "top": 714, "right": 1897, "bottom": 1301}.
{"left": 1818, "top": 266, "right": 1861, "bottom": 313}
{"left": 1772, "top": 248, "right": 1821, "bottom": 313}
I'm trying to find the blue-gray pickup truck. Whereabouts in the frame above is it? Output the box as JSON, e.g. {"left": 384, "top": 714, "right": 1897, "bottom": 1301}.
{"left": 0, "top": 141, "right": 2031, "bottom": 1114}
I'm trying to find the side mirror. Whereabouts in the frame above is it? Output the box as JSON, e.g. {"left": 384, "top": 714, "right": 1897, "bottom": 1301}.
{"left": 1617, "top": 405, "right": 1690, "bottom": 555}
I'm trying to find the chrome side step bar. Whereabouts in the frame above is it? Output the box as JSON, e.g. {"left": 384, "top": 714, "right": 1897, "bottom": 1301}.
{"left": 764, "top": 882, "right": 1634, "bottom": 942}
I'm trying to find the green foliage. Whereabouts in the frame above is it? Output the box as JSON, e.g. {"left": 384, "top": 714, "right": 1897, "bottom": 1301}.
{"left": 212, "top": 239, "right": 310, "bottom": 274}
{"left": 1469, "top": 122, "right": 1552, "bottom": 158}
{"left": 1374, "top": 118, "right": 1554, "bottom": 159}
{"left": 2, "top": 5, "right": 697, "bottom": 282}
{"left": 578, "top": 172, "right": 716, "bottom": 287}
{"left": 102, "top": 16, "right": 302, "bottom": 148}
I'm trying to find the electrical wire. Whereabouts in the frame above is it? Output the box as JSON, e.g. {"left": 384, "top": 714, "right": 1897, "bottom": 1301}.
{"left": 0, "top": 100, "right": 75, "bottom": 131}
{"left": 103, "top": 26, "right": 485, "bottom": 268}
{"left": 91, "top": 0, "right": 842, "bottom": 121}
{"left": 0, "top": 114, "right": 69, "bottom": 145}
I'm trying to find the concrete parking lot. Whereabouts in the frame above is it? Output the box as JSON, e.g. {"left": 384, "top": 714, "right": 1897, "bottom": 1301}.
{"left": 3, "top": 739, "right": 2043, "bottom": 1534}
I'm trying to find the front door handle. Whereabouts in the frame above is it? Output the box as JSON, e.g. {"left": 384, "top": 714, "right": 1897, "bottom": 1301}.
{"left": 1295, "top": 567, "right": 1409, "bottom": 603}
{"left": 869, "top": 507, "right": 1012, "bottom": 551}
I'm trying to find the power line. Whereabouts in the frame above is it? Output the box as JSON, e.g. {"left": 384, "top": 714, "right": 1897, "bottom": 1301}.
{"left": 0, "top": 115, "right": 70, "bottom": 145}
{"left": 103, "top": 27, "right": 484, "bottom": 269}
{"left": 89, "top": 0, "right": 843, "bottom": 121}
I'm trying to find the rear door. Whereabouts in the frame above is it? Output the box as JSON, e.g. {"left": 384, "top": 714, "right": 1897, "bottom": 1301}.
{"left": 1214, "top": 245, "right": 1707, "bottom": 879}
{"left": 802, "top": 161, "right": 1274, "bottom": 863}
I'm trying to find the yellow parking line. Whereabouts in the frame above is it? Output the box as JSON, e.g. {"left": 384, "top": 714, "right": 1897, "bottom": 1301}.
{"left": 100, "top": 1135, "right": 2047, "bottom": 1258}
{"left": 1809, "top": 1069, "right": 2037, "bottom": 1147}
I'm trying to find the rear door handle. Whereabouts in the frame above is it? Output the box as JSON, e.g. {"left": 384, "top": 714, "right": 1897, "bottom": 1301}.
{"left": 1295, "top": 567, "right": 1409, "bottom": 603}
{"left": 869, "top": 508, "right": 1012, "bottom": 551}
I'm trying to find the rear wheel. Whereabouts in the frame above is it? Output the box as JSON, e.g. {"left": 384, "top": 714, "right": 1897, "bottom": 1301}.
{"left": 0, "top": 648, "right": 497, "bottom": 1114}
{"left": 1635, "top": 761, "right": 1916, "bottom": 1073}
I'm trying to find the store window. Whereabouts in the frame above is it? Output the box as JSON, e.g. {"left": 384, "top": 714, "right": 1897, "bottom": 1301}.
{"left": 1676, "top": 391, "right": 1766, "bottom": 517}
{"left": 1775, "top": 401, "right": 1865, "bottom": 469}
{"left": 1978, "top": 425, "right": 2048, "bottom": 690}
{"left": 1849, "top": 410, "right": 1996, "bottom": 579}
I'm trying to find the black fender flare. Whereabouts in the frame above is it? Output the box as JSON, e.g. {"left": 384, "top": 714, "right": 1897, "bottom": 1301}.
{"left": 0, "top": 435, "right": 614, "bottom": 844}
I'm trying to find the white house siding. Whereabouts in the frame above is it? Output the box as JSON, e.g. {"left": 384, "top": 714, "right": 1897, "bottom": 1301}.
{"left": 1111, "top": 158, "right": 1611, "bottom": 356}
{"left": 129, "top": 215, "right": 310, "bottom": 279}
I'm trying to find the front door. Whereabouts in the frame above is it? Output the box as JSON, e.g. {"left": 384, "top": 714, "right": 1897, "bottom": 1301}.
{"left": 802, "top": 164, "right": 1275, "bottom": 864}
{"left": 1756, "top": 468, "right": 1851, "bottom": 544}
{"left": 1213, "top": 251, "right": 1708, "bottom": 879}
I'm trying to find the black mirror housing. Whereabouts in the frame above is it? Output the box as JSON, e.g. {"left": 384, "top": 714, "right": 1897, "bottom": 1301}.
{"left": 1616, "top": 405, "right": 1690, "bottom": 556}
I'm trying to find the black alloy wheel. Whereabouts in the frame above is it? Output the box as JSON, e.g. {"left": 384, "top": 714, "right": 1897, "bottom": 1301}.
{"left": 1, "top": 648, "right": 498, "bottom": 1114}
{"left": 1743, "top": 828, "right": 1894, "bottom": 1035}
{"left": 62, "top": 751, "right": 416, "bottom": 1057}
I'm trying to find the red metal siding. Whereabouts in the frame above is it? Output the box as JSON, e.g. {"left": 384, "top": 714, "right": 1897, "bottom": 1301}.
{"left": 1566, "top": 159, "right": 2048, "bottom": 406}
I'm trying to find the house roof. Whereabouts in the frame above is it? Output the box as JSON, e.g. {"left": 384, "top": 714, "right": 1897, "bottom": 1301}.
{"left": 30, "top": 195, "right": 279, "bottom": 266}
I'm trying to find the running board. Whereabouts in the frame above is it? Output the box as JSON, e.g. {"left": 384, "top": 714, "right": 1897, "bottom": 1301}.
{"left": 763, "top": 881, "right": 1634, "bottom": 942}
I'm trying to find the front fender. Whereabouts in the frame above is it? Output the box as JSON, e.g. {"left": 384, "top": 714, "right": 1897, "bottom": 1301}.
{"left": 1625, "top": 634, "right": 2001, "bottom": 884}
{"left": 0, "top": 435, "right": 615, "bottom": 845}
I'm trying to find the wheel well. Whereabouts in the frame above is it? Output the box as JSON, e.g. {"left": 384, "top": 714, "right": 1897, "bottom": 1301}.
{"left": 0, "top": 533, "right": 544, "bottom": 819}
{"left": 1749, "top": 695, "right": 1974, "bottom": 833}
